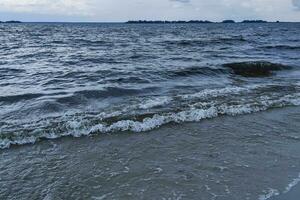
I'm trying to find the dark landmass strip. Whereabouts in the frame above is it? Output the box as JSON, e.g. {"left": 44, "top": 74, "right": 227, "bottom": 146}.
{"left": 126, "top": 20, "right": 213, "bottom": 24}
{"left": 222, "top": 20, "right": 236, "bottom": 23}
{"left": 223, "top": 61, "right": 292, "bottom": 77}
{"left": 242, "top": 20, "right": 267, "bottom": 23}
{"left": 0, "top": 21, "right": 22, "bottom": 23}
{"left": 127, "top": 20, "right": 272, "bottom": 24}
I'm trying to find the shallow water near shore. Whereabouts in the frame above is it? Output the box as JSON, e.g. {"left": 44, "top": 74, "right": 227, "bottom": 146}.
{"left": 1, "top": 107, "right": 300, "bottom": 200}
{"left": 1, "top": 23, "right": 300, "bottom": 199}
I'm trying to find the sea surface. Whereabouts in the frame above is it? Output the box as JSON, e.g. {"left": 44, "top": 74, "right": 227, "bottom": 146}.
{"left": 0, "top": 23, "right": 300, "bottom": 200}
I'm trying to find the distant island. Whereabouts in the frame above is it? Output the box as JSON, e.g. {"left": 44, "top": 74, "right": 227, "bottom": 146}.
{"left": 0, "top": 20, "right": 22, "bottom": 23}
{"left": 241, "top": 20, "right": 267, "bottom": 23}
{"left": 222, "top": 20, "right": 236, "bottom": 23}
{"left": 0, "top": 20, "right": 273, "bottom": 24}
{"left": 126, "top": 20, "right": 269, "bottom": 24}
{"left": 126, "top": 20, "right": 213, "bottom": 24}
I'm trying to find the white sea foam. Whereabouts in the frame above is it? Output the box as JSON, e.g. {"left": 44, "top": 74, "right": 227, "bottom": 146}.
{"left": 284, "top": 172, "right": 300, "bottom": 193}
{"left": 1, "top": 93, "right": 300, "bottom": 149}
{"left": 181, "top": 86, "right": 248, "bottom": 99}
{"left": 88, "top": 94, "right": 300, "bottom": 135}
{"left": 139, "top": 97, "right": 171, "bottom": 109}
{"left": 181, "top": 84, "right": 264, "bottom": 100}
{"left": 258, "top": 188, "right": 279, "bottom": 200}
{"left": 257, "top": 173, "right": 300, "bottom": 200}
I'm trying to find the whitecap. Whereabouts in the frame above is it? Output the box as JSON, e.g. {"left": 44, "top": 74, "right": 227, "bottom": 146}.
{"left": 139, "top": 96, "right": 172, "bottom": 109}
{"left": 258, "top": 188, "right": 279, "bottom": 200}
{"left": 284, "top": 172, "right": 300, "bottom": 193}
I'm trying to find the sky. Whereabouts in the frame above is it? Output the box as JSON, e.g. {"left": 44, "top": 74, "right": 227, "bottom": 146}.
{"left": 0, "top": 0, "right": 300, "bottom": 22}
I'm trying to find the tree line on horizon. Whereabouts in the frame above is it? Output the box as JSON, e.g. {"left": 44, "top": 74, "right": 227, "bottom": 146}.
{"left": 126, "top": 20, "right": 272, "bottom": 24}
{"left": 0, "top": 20, "right": 22, "bottom": 23}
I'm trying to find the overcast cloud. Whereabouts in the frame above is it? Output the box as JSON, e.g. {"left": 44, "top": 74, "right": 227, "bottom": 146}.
{"left": 0, "top": 0, "right": 299, "bottom": 22}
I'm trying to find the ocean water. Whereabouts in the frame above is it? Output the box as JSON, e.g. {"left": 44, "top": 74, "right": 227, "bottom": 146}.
{"left": 0, "top": 23, "right": 300, "bottom": 199}
{"left": 0, "top": 22, "right": 300, "bottom": 148}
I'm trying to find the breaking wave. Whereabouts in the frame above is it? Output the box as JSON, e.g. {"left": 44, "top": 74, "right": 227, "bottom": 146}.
{"left": 1, "top": 91, "right": 299, "bottom": 149}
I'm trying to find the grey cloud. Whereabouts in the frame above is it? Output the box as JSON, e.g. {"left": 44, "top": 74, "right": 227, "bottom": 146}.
{"left": 293, "top": 0, "right": 300, "bottom": 9}
{"left": 170, "top": 0, "right": 190, "bottom": 3}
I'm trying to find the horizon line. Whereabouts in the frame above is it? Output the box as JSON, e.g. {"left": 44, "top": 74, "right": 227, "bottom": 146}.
{"left": 1, "top": 20, "right": 300, "bottom": 23}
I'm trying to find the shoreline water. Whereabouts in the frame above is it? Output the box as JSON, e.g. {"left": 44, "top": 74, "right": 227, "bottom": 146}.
{"left": 1, "top": 107, "right": 300, "bottom": 199}
{"left": 1, "top": 22, "right": 300, "bottom": 200}
{"left": 270, "top": 173, "right": 300, "bottom": 200}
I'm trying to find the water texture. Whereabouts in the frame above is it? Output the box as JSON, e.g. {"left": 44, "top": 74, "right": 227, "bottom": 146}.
{"left": 0, "top": 22, "right": 300, "bottom": 148}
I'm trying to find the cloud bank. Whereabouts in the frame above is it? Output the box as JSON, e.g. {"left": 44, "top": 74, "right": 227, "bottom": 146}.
{"left": 293, "top": 0, "right": 300, "bottom": 9}
{"left": 0, "top": 0, "right": 299, "bottom": 22}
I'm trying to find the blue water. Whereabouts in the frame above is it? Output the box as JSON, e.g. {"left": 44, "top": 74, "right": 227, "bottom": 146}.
{"left": 0, "top": 22, "right": 300, "bottom": 148}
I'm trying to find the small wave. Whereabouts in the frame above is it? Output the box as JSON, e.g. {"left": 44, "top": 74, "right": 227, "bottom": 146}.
{"left": 129, "top": 54, "right": 159, "bottom": 60}
{"left": 0, "top": 68, "right": 26, "bottom": 79}
{"left": 161, "top": 39, "right": 205, "bottom": 47}
{"left": 262, "top": 45, "right": 300, "bottom": 50}
{"left": 0, "top": 93, "right": 44, "bottom": 104}
{"left": 73, "top": 39, "right": 112, "bottom": 46}
{"left": 107, "top": 76, "right": 151, "bottom": 84}
{"left": 181, "top": 86, "right": 251, "bottom": 100}
{"left": 161, "top": 36, "right": 246, "bottom": 47}
{"left": 1, "top": 93, "right": 300, "bottom": 149}
{"left": 169, "top": 67, "right": 228, "bottom": 77}
{"left": 212, "top": 36, "right": 247, "bottom": 43}
{"left": 80, "top": 57, "right": 125, "bottom": 64}
{"left": 74, "top": 87, "right": 143, "bottom": 98}
{"left": 55, "top": 87, "right": 157, "bottom": 105}
{"left": 0, "top": 68, "right": 26, "bottom": 74}
{"left": 51, "top": 40, "right": 65, "bottom": 44}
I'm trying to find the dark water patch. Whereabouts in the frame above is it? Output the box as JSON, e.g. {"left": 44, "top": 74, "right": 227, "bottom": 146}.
{"left": 0, "top": 93, "right": 44, "bottom": 104}
{"left": 73, "top": 39, "right": 113, "bottom": 46}
{"left": 55, "top": 95, "right": 87, "bottom": 106}
{"left": 160, "top": 39, "right": 206, "bottom": 47}
{"left": 42, "top": 78, "right": 72, "bottom": 86}
{"left": 223, "top": 61, "right": 292, "bottom": 77}
{"left": 51, "top": 40, "right": 65, "bottom": 44}
{"left": 35, "top": 101, "right": 65, "bottom": 113}
{"left": 55, "top": 71, "right": 87, "bottom": 79}
{"left": 0, "top": 68, "right": 26, "bottom": 74}
{"left": 261, "top": 45, "right": 300, "bottom": 50}
{"left": 255, "top": 85, "right": 297, "bottom": 94}
{"left": 128, "top": 54, "right": 159, "bottom": 60}
{"left": 80, "top": 57, "right": 125, "bottom": 64}
{"left": 106, "top": 76, "right": 151, "bottom": 84}
{"left": 16, "top": 51, "right": 54, "bottom": 59}
{"left": 168, "top": 57, "right": 202, "bottom": 62}
{"left": 56, "top": 87, "right": 157, "bottom": 105}
{"left": 212, "top": 36, "right": 247, "bottom": 43}
{"left": 161, "top": 36, "right": 246, "bottom": 48}
{"left": 0, "top": 61, "right": 8, "bottom": 65}
{"left": 63, "top": 60, "right": 81, "bottom": 66}
{"left": 254, "top": 33, "right": 271, "bottom": 37}
{"left": 74, "top": 87, "right": 142, "bottom": 98}
{"left": 170, "top": 67, "right": 228, "bottom": 77}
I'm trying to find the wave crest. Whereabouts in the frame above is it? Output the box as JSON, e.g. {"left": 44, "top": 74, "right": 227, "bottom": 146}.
{"left": 1, "top": 92, "right": 299, "bottom": 149}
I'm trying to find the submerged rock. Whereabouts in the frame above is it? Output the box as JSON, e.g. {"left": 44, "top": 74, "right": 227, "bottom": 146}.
{"left": 222, "top": 20, "right": 235, "bottom": 23}
{"left": 223, "top": 61, "right": 291, "bottom": 77}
